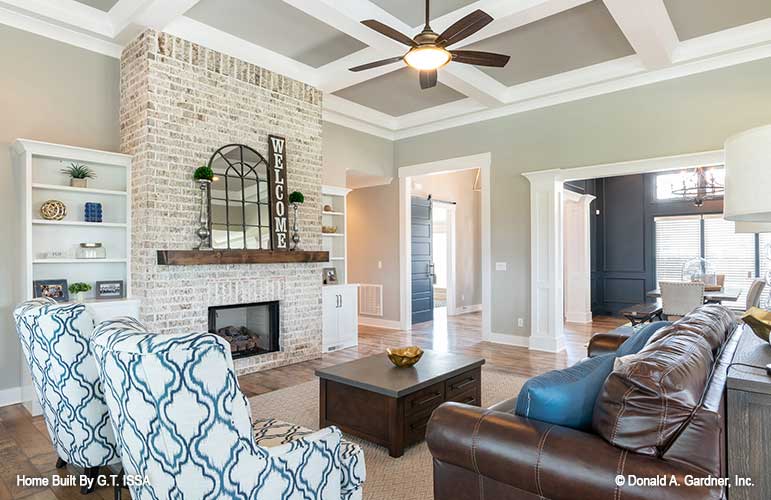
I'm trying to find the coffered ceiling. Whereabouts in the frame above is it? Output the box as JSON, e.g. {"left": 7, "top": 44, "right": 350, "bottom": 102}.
{"left": 2, "top": 0, "right": 771, "bottom": 140}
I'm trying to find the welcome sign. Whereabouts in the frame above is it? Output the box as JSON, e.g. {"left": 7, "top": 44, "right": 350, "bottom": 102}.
{"left": 268, "top": 135, "right": 289, "bottom": 250}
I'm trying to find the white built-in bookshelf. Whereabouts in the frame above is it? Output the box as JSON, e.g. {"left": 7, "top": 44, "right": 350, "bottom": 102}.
{"left": 321, "top": 185, "right": 351, "bottom": 284}
{"left": 12, "top": 139, "right": 134, "bottom": 303}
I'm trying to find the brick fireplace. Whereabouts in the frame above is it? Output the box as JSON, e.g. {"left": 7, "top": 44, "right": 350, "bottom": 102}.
{"left": 120, "top": 30, "right": 325, "bottom": 374}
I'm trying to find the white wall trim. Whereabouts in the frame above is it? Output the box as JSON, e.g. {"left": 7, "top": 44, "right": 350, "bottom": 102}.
{"left": 487, "top": 332, "right": 529, "bottom": 347}
{"left": 398, "top": 153, "right": 492, "bottom": 340}
{"left": 565, "top": 311, "right": 593, "bottom": 324}
{"left": 0, "top": 386, "right": 22, "bottom": 408}
{"left": 358, "top": 316, "right": 402, "bottom": 330}
{"left": 452, "top": 304, "right": 482, "bottom": 316}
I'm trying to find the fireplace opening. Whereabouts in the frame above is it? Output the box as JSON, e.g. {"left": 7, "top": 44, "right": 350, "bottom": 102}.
{"left": 208, "top": 301, "right": 279, "bottom": 359}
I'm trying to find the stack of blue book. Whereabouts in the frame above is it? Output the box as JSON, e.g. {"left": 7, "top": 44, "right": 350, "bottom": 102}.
{"left": 84, "top": 202, "right": 103, "bottom": 223}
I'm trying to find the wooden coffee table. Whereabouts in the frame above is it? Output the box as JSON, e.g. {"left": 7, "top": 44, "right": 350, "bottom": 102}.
{"left": 316, "top": 350, "right": 485, "bottom": 457}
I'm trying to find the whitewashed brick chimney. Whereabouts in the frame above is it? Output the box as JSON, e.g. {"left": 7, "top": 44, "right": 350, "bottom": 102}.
{"left": 120, "top": 30, "right": 325, "bottom": 374}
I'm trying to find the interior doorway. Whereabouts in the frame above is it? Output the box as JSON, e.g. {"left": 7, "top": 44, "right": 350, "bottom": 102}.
{"left": 432, "top": 200, "right": 457, "bottom": 314}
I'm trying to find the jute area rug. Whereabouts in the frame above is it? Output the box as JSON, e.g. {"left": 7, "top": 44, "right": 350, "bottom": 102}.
{"left": 250, "top": 367, "right": 527, "bottom": 500}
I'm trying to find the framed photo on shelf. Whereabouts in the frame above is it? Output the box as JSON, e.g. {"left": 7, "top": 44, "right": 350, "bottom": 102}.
{"left": 33, "top": 279, "right": 69, "bottom": 302}
{"left": 322, "top": 267, "right": 338, "bottom": 285}
{"left": 96, "top": 280, "right": 124, "bottom": 299}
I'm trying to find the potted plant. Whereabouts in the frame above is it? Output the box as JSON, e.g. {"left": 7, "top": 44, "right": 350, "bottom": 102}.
{"left": 68, "top": 282, "right": 92, "bottom": 303}
{"left": 193, "top": 165, "right": 214, "bottom": 182}
{"left": 288, "top": 191, "right": 304, "bottom": 250}
{"left": 61, "top": 163, "right": 96, "bottom": 188}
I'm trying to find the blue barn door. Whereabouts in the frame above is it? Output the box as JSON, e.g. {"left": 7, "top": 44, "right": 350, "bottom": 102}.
{"left": 412, "top": 196, "right": 434, "bottom": 324}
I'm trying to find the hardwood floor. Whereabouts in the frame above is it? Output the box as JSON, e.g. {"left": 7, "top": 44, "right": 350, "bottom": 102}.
{"left": 0, "top": 310, "right": 625, "bottom": 499}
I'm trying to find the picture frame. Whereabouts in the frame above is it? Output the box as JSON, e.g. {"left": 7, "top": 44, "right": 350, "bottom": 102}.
{"left": 33, "top": 279, "right": 69, "bottom": 302}
{"left": 95, "top": 280, "right": 124, "bottom": 299}
{"left": 323, "top": 267, "right": 338, "bottom": 285}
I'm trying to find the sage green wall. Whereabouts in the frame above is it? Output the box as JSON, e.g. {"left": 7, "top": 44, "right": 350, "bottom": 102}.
{"left": 322, "top": 121, "right": 395, "bottom": 187}
{"left": 396, "top": 57, "right": 771, "bottom": 339}
{"left": 0, "top": 25, "right": 120, "bottom": 392}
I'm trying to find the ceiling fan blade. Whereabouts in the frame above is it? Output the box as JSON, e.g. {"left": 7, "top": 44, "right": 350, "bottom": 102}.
{"left": 419, "top": 69, "right": 438, "bottom": 90}
{"left": 361, "top": 20, "right": 416, "bottom": 47}
{"left": 451, "top": 50, "right": 510, "bottom": 67}
{"left": 349, "top": 56, "right": 404, "bottom": 72}
{"left": 438, "top": 10, "right": 493, "bottom": 47}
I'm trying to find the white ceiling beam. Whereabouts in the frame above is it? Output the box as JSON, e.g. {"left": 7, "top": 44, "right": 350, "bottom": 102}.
{"left": 315, "top": 47, "right": 405, "bottom": 93}
{"left": 602, "top": 0, "right": 679, "bottom": 68}
{"left": 324, "top": 93, "right": 399, "bottom": 130}
{"left": 163, "top": 16, "right": 319, "bottom": 87}
{"left": 110, "top": 0, "right": 201, "bottom": 42}
{"left": 440, "top": 65, "right": 509, "bottom": 106}
{"left": 432, "top": 0, "right": 593, "bottom": 49}
{"left": 673, "top": 17, "right": 771, "bottom": 62}
{"left": 0, "top": 0, "right": 112, "bottom": 37}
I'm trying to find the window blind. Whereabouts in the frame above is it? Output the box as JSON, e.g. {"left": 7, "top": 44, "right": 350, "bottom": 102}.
{"left": 703, "top": 215, "right": 756, "bottom": 308}
{"left": 654, "top": 215, "right": 701, "bottom": 284}
{"left": 759, "top": 233, "right": 771, "bottom": 308}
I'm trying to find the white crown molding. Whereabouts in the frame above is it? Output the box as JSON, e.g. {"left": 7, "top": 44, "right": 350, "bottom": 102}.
{"left": 322, "top": 108, "right": 395, "bottom": 140}
{"left": 163, "top": 16, "right": 319, "bottom": 87}
{"left": 0, "top": 0, "right": 113, "bottom": 36}
{"left": 0, "top": 5, "right": 122, "bottom": 57}
{"left": 324, "top": 93, "right": 398, "bottom": 129}
{"left": 673, "top": 17, "right": 771, "bottom": 62}
{"left": 396, "top": 98, "right": 486, "bottom": 129}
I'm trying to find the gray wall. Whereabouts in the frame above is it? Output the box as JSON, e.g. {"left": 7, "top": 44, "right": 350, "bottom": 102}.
{"left": 396, "top": 57, "right": 771, "bottom": 339}
{"left": 0, "top": 25, "right": 120, "bottom": 391}
{"left": 322, "top": 121, "right": 395, "bottom": 187}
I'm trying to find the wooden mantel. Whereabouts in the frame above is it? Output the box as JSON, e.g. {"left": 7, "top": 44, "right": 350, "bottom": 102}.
{"left": 157, "top": 250, "right": 329, "bottom": 265}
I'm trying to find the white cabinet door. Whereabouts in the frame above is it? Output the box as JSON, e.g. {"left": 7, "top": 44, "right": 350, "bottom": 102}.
{"left": 338, "top": 285, "right": 359, "bottom": 348}
{"left": 322, "top": 287, "right": 339, "bottom": 350}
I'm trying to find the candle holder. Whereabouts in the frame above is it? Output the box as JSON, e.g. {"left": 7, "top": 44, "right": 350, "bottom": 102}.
{"left": 195, "top": 179, "right": 212, "bottom": 251}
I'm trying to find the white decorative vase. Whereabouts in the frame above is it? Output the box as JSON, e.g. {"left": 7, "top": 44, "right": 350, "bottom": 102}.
{"left": 76, "top": 292, "right": 85, "bottom": 303}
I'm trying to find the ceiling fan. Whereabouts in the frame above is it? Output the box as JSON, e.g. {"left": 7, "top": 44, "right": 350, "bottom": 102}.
{"left": 349, "top": 0, "right": 510, "bottom": 89}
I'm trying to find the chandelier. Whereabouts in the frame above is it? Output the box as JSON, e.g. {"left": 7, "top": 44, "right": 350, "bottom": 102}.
{"left": 671, "top": 167, "right": 725, "bottom": 207}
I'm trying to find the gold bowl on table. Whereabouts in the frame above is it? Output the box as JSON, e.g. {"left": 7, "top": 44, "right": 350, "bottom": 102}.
{"left": 742, "top": 307, "right": 771, "bottom": 342}
{"left": 386, "top": 346, "right": 424, "bottom": 367}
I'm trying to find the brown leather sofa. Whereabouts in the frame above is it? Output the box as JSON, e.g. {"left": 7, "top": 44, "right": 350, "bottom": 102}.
{"left": 426, "top": 305, "right": 740, "bottom": 500}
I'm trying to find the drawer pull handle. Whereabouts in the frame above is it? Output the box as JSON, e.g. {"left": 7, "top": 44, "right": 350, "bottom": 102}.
{"left": 451, "top": 377, "right": 475, "bottom": 391}
{"left": 410, "top": 420, "right": 429, "bottom": 431}
{"left": 461, "top": 396, "right": 475, "bottom": 404}
{"left": 414, "top": 392, "right": 441, "bottom": 407}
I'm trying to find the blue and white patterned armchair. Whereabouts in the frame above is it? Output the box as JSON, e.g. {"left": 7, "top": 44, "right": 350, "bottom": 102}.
{"left": 13, "top": 298, "right": 121, "bottom": 493}
{"left": 90, "top": 319, "right": 365, "bottom": 500}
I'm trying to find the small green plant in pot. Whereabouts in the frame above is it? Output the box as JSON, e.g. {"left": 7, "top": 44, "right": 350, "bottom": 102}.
{"left": 193, "top": 165, "right": 214, "bottom": 182}
{"left": 68, "top": 282, "right": 92, "bottom": 303}
{"left": 61, "top": 163, "right": 95, "bottom": 188}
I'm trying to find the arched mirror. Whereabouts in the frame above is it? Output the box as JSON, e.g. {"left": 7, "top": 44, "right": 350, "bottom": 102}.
{"left": 208, "top": 144, "right": 272, "bottom": 250}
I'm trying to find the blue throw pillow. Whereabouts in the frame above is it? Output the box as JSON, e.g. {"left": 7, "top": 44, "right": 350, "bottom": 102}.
{"left": 616, "top": 321, "right": 671, "bottom": 357}
{"left": 514, "top": 353, "right": 615, "bottom": 431}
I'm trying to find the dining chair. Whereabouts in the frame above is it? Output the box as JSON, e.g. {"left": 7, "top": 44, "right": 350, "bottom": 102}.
{"left": 659, "top": 281, "right": 705, "bottom": 320}
{"left": 13, "top": 299, "right": 121, "bottom": 494}
{"left": 745, "top": 278, "right": 767, "bottom": 310}
{"left": 90, "top": 318, "right": 365, "bottom": 500}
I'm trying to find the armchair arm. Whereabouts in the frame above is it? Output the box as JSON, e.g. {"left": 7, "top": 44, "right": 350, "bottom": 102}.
{"left": 260, "top": 426, "right": 343, "bottom": 499}
{"left": 426, "top": 403, "right": 720, "bottom": 500}
{"left": 587, "top": 332, "right": 628, "bottom": 357}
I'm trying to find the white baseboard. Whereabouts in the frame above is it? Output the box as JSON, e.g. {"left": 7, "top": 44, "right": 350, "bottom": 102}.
{"left": 529, "top": 335, "right": 566, "bottom": 353}
{"left": 486, "top": 332, "right": 530, "bottom": 347}
{"left": 0, "top": 386, "right": 22, "bottom": 408}
{"left": 451, "top": 304, "right": 482, "bottom": 316}
{"left": 358, "top": 316, "right": 402, "bottom": 330}
{"left": 565, "top": 311, "right": 592, "bottom": 324}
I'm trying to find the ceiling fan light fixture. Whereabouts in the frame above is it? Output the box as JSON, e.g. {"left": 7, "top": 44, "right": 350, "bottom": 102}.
{"left": 404, "top": 46, "right": 451, "bottom": 71}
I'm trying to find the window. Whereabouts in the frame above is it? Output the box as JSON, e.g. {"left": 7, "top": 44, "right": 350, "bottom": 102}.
{"left": 655, "top": 167, "right": 725, "bottom": 201}
{"left": 703, "top": 215, "right": 756, "bottom": 307}
{"left": 655, "top": 216, "right": 701, "bottom": 282}
{"left": 655, "top": 214, "right": 769, "bottom": 309}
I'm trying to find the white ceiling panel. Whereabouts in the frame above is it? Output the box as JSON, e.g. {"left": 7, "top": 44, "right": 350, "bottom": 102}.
{"left": 664, "top": 0, "right": 771, "bottom": 40}
{"left": 73, "top": 0, "right": 118, "bottom": 12}
{"left": 370, "top": 0, "right": 477, "bottom": 28}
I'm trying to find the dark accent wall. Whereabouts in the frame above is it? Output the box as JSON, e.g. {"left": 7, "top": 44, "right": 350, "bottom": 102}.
{"left": 588, "top": 173, "right": 722, "bottom": 316}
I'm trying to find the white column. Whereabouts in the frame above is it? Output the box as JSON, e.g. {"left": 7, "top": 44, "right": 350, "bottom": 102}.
{"left": 563, "top": 191, "right": 595, "bottom": 324}
{"left": 523, "top": 170, "right": 565, "bottom": 352}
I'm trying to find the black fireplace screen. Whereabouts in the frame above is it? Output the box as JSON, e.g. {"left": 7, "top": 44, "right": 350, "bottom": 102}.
{"left": 208, "top": 301, "right": 279, "bottom": 359}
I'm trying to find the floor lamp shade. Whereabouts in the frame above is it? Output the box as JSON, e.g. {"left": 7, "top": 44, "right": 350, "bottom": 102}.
{"left": 724, "top": 124, "right": 771, "bottom": 222}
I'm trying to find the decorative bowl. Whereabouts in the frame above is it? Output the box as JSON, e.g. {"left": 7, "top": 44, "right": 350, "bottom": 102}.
{"left": 322, "top": 225, "right": 338, "bottom": 234}
{"left": 386, "top": 346, "right": 424, "bottom": 367}
{"left": 742, "top": 307, "right": 771, "bottom": 342}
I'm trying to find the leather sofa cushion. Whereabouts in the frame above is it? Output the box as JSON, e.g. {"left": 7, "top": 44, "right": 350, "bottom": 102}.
{"left": 616, "top": 321, "right": 672, "bottom": 357}
{"left": 592, "top": 331, "right": 714, "bottom": 456}
{"left": 647, "top": 304, "right": 735, "bottom": 352}
{"left": 515, "top": 353, "right": 615, "bottom": 431}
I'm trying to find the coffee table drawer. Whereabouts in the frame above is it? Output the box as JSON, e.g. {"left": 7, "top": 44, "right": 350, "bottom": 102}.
{"left": 445, "top": 368, "right": 480, "bottom": 400}
{"left": 447, "top": 387, "right": 479, "bottom": 406}
{"left": 404, "top": 382, "right": 445, "bottom": 416}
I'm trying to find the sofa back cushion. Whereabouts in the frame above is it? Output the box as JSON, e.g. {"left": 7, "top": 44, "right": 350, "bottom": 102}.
{"left": 592, "top": 331, "right": 714, "bottom": 456}
{"left": 515, "top": 353, "right": 615, "bottom": 431}
{"left": 647, "top": 303, "right": 735, "bottom": 352}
